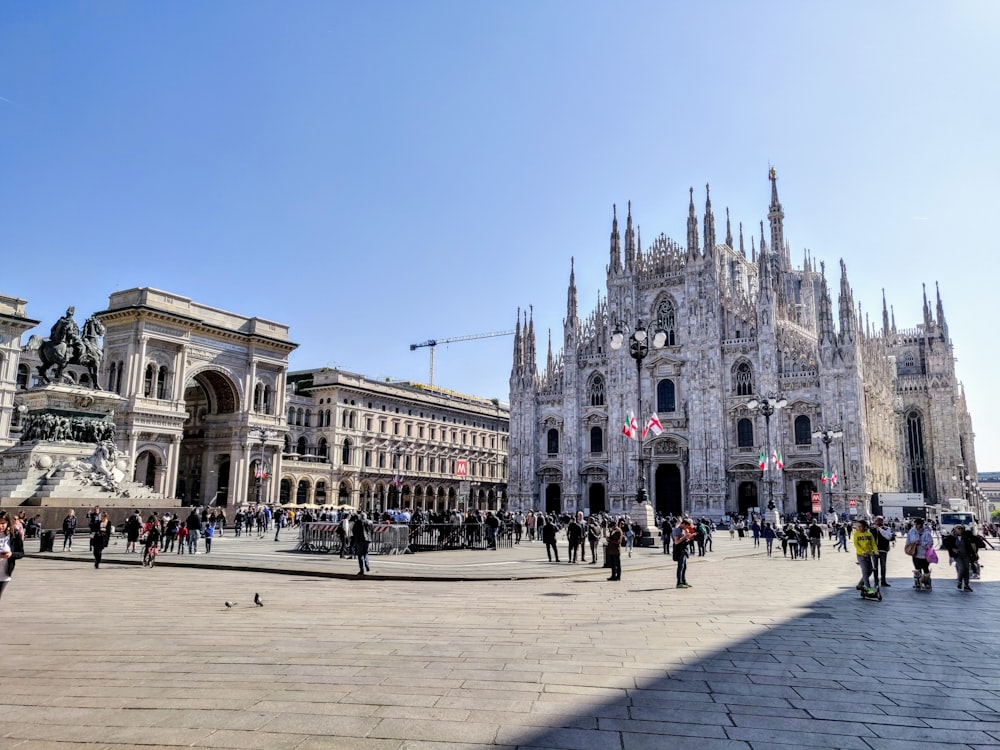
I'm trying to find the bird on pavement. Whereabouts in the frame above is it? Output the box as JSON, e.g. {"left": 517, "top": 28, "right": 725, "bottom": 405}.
{"left": 254, "top": 593, "right": 263, "bottom": 607}
{"left": 225, "top": 601, "right": 237, "bottom": 609}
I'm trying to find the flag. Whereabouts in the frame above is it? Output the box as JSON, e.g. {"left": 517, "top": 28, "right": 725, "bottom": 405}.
{"left": 642, "top": 413, "right": 664, "bottom": 439}
{"left": 621, "top": 410, "right": 637, "bottom": 440}
{"left": 774, "top": 450, "right": 784, "bottom": 471}
{"left": 758, "top": 451, "right": 767, "bottom": 471}
{"left": 391, "top": 474, "right": 403, "bottom": 488}
{"left": 254, "top": 462, "right": 270, "bottom": 480}
{"left": 831, "top": 471, "right": 838, "bottom": 486}
{"left": 821, "top": 471, "right": 828, "bottom": 485}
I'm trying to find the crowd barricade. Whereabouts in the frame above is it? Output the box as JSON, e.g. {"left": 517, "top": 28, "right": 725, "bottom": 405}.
{"left": 296, "top": 521, "right": 514, "bottom": 554}
{"left": 407, "top": 521, "right": 513, "bottom": 552}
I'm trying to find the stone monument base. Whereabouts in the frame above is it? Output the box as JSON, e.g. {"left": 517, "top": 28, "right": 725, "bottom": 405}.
{"left": 628, "top": 499, "right": 658, "bottom": 546}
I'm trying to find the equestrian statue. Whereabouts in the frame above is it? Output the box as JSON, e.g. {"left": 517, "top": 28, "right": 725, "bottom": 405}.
{"left": 24, "top": 306, "right": 105, "bottom": 389}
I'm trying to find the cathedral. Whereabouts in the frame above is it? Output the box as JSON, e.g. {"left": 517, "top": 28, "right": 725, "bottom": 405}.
{"left": 508, "top": 172, "right": 978, "bottom": 521}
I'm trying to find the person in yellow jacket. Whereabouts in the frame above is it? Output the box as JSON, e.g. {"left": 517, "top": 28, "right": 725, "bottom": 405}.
{"left": 852, "top": 519, "right": 879, "bottom": 590}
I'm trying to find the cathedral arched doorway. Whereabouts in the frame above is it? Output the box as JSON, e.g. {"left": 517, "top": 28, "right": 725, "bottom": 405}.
{"left": 796, "top": 480, "right": 818, "bottom": 517}
{"left": 545, "top": 483, "right": 561, "bottom": 514}
{"left": 588, "top": 483, "right": 606, "bottom": 514}
{"left": 654, "top": 464, "right": 682, "bottom": 517}
{"left": 738, "top": 482, "right": 759, "bottom": 515}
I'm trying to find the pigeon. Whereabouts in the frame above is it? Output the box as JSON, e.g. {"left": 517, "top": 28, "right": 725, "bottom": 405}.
{"left": 225, "top": 601, "right": 237, "bottom": 609}
{"left": 254, "top": 593, "right": 263, "bottom": 607}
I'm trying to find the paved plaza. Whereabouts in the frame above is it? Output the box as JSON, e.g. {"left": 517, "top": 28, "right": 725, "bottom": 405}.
{"left": 2, "top": 532, "right": 998, "bottom": 749}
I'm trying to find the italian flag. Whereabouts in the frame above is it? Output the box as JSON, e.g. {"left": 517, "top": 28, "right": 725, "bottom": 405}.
{"left": 758, "top": 451, "right": 767, "bottom": 471}
{"left": 621, "top": 410, "right": 637, "bottom": 440}
{"left": 772, "top": 449, "right": 784, "bottom": 471}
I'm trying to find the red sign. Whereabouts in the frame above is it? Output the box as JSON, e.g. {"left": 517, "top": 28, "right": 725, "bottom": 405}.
{"left": 811, "top": 492, "right": 821, "bottom": 513}
{"left": 455, "top": 460, "right": 468, "bottom": 477}
{"left": 848, "top": 498, "right": 857, "bottom": 507}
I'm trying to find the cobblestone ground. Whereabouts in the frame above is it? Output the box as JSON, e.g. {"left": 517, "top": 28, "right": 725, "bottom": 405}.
{"left": 1, "top": 537, "right": 998, "bottom": 749}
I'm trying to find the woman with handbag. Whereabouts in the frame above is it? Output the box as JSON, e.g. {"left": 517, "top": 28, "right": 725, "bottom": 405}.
{"left": 905, "top": 518, "right": 935, "bottom": 590}
{"left": 0, "top": 512, "right": 25, "bottom": 603}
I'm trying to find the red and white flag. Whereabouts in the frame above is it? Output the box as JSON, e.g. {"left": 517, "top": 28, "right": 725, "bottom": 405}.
{"left": 642, "top": 413, "right": 664, "bottom": 439}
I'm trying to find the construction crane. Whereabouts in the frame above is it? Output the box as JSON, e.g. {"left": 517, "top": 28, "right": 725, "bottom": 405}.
{"left": 410, "top": 329, "right": 515, "bottom": 386}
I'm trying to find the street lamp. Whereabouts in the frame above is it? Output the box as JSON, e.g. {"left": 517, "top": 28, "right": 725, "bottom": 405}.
{"left": 610, "top": 320, "right": 668, "bottom": 506}
{"left": 390, "top": 444, "right": 406, "bottom": 513}
{"left": 746, "top": 393, "right": 787, "bottom": 516}
{"left": 250, "top": 427, "right": 277, "bottom": 505}
{"left": 812, "top": 425, "right": 843, "bottom": 518}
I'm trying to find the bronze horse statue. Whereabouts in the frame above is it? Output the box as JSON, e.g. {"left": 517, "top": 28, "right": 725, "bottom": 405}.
{"left": 25, "top": 315, "right": 105, "bottom": 389}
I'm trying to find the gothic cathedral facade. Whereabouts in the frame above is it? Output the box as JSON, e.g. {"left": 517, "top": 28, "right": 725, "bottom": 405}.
{"left": 508, "top": 175, "right": 978, "bottom": 520}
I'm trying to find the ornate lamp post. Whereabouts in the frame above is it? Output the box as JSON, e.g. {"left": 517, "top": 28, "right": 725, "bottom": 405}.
{"left": 390, "top": 444, "right": 406, "bottom": 513}
{"left": 746, "top": 393, "right": 787, "bottom": 517}
{"left": 610, "top": 320, "right": 667, "bottom": 506}
{"left": 250, "top": 427, "right": 277, "bottom": 505}
{"left": 812, "top": 425, "right": 843, "bottom": 517}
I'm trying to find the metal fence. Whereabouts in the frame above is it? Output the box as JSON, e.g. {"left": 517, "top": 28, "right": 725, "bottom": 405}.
{"left": 296, "top": 521, "right": 513, "bottom": 554}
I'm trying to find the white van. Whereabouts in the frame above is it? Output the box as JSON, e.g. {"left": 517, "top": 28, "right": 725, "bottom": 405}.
{"left": 939, "top": 511, "right": 975, "bottom": 536}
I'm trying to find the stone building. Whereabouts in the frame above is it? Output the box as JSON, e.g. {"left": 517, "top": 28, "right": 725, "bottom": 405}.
{"left": 279, "top": 367, "right": 508, "bottom": 513}
{"left": 2, "top": 288, "right": 509, "bottom": 510}
{"left": 508, "top": 175, "right": 978, "bottom": 520}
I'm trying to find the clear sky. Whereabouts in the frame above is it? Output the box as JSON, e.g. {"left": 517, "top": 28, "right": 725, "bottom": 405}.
{"left": 2, "top": 2, "right": 997, "bottom": 470}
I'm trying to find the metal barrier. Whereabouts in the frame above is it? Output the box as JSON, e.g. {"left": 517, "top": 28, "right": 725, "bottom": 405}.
{"left": 296, "top": 521, "right": 513, "bottom": 554}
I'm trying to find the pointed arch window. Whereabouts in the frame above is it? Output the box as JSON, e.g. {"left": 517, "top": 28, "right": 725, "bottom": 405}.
{"left": 318, "top": 437, "right": 329, "bottom": 460}
{"left": 656, "top": 379, "right": 676, "bottom": 413}
{"left": 905, "top": 410, "right": 929, "bottom": 494}
{"left": 656, "top": 299, "right": 677, "bottom": 346}
{"left": 737, "top": 418, "right": 754, "bottom": 448}
{"left": 589, "top": 374, "right": 606, "bottom": 407}
{"left": 734, "top": 362, "right": 754, "bottom": 397}
{"left": 794, "top": 415, "right": 812, "bottom": 445}
{"left": 341, "top": 438, "right": 353, "bottom": 466}
{"left": 297, "top": 436, "right": 308, "bottom": 456}
{"left": 143, "top": 364, "right": 155, "bottom": 397}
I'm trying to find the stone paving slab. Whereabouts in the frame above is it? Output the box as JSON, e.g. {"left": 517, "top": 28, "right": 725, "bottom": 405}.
{"left": 1, "top": 537, "right": 998, "bottom": 749}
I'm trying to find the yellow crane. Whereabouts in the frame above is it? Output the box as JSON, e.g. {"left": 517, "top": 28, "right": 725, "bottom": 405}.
{"left": 410, "top": 329, "right": 515, "bottom": 386}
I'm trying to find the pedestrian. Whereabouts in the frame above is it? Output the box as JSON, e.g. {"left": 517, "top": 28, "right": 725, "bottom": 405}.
{"left": 660, "top": 518, "right": 672, "bottom": 555}
{"left": 90, "top": 511, "right": 112, "bottom": 569}
{"left": 0, "top": 512, "right": 25, "bottom": 603}
{"left": 672, "top": 518, "right": 695, "bottom": 588}
{"left": 808, "top": 520, "right": 823, "bottom": 559}
{"left": 606, "top": 520, "right": 623, "bottom": 581}
{"left": 905, "top": 518, "right": 935, "bottom": 590}
{"left": 203, "top": 521, "right": 214, "bottom": 553}
{"left": 542, "top": 515, "right": 559, "bottom": 562}
{"left": 851, "top": 519, "right": 878, "bottom": 591}
{"left": 940, "top": 525, "right": 984, "bottom": 592}
{"left": 624, "top": 523, "right": 635, "bottom": 558}
{"left": 176, "top": 522, "right": 189, "bottom": 554}
{"left": 273, "top": 508, "right": 284, "bottom": 542}
{"left": 185, "top": 509, "right": 202, "bottom": 554}
{"left": 567, "top": 513, "right": 583, "bottom": 563}
{"left": 835, "top": 523, "right": 848, "bottom": 552}
{"left": 751, "top": 520, "right": 761, "bottom": 548}
{"left": 351, "top": 513, "right": 372, "bottom": 575}
{"left": 762, "top": 523, "right": 775, "bottom": 556}
{"left": 124, "top": 509, "right": 142, "bottom": 554}
{"left": 587, "top": 519, "right": 601, "bottom": 564}
{"left": 62, "top": 509, "right": 78, "bottom": 551}
{"left": 871, "top": 516, "right": 893, "bottom": 586}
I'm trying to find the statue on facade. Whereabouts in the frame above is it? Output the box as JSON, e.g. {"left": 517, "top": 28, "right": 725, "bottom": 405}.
{"left": 25, "top": 308, "right": 105, "bottom": 389}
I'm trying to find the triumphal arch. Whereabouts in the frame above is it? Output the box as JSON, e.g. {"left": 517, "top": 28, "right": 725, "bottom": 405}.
{"left": 96, "top": 288, "right": 296, "bottom": 506}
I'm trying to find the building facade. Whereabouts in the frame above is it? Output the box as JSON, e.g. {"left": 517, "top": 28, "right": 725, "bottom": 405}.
{"left": 279, "top": 368, "right": 509, "bottom": 513}
{"left": 508, "top": 176, "right": 978, "bottom": 520}
{"left": 2, "top": 288, "right": 509, "bottom": 510}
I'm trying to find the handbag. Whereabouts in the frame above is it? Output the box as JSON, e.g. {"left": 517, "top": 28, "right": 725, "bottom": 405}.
{"left": 925, "top": 545, "right": 939, "bottom": 564}
{"left": 904, "top": 541, "right": 918, "bottom": 556}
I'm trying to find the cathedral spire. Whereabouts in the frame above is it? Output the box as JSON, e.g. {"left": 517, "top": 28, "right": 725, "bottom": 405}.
{"left": 527, "top": 306, "right": 537, "bottom": 371}
{"left": 739, "top": 221, "right": 746, "bottom": 257}
{"left": 818, "top": 261, "right": 836, "bottom": 346}
{"left": 513, "top": 307, "right": 523, "bottom": 370}
{"left": 923, "top": 283, "right": 932, "bottom": 331}
{"left": 546, "top": 328, "right": 554, "bottom": 374}
{"left": 624, "top": 200, "right": 636, "bottom": 270}
{"left": 566, "top": 257, "right": 578, "bottom": 326}
{"left": 767, "top": 166, "right": 786, "bottom": 264}
{"left": 725, "top": 207, "right": 733, "bottom": 248}
{"left": 609, "top": 204, "right": 621, "bottom": 274}
{"left": 882, "top": 288, "right": 890, "bottom": 336}
{"left": 703, "top": 184, "right": 716, "bottom": 258}
{"left": 686, "top": 187, "right": 700, "bottom": 259}
{"left": 936, "top": 281, "right": 948, "bottom": 339}
{"left": 839, "top": 259, "right": 856, "bottom": 341}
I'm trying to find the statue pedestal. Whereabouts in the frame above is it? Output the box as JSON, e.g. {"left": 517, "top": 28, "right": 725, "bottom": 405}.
{"left": 628, "top": 500, "right": 658, "bottom": 547}
{"left": 0, "top": 385, "right": 167, "bottom": 505}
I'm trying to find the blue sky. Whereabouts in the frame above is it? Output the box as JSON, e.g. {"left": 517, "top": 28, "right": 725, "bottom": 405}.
{"left": 2, "top": 1, "right": 998, "bottom": 470}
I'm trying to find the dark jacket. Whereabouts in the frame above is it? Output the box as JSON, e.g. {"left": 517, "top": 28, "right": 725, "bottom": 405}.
{"left": 6, "top": 528, "right": 24, "bottom": 576}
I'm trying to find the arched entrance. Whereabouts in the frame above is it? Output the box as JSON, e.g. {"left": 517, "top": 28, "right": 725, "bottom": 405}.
{"left": 588, "top": 483, "right": 606, "bottom": 514}
{"left": 216, "top": 459, "right": 230, "bottom": 506}
{"left": 134, "top": 450, "right": 158, "bottom": 489}
{"left": 654, "top": 464, "right": 682, "bottom": 517}
{"left": 796, "top": 480, "right": 818, "bottom": 517}
{"left": 179, "top": 369, "right": 241, "bottom": 506}
{"left": 296, "top": 479, "right": 309, "bottom": 504}
{"left": 545, "top": 483, "right": 561, "bottom": 514}
{"left": 738, "top": 481, "right": 759, "bottom": 515}
{"left": 279, "top": 478, "right": 292, "bottom": 504}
